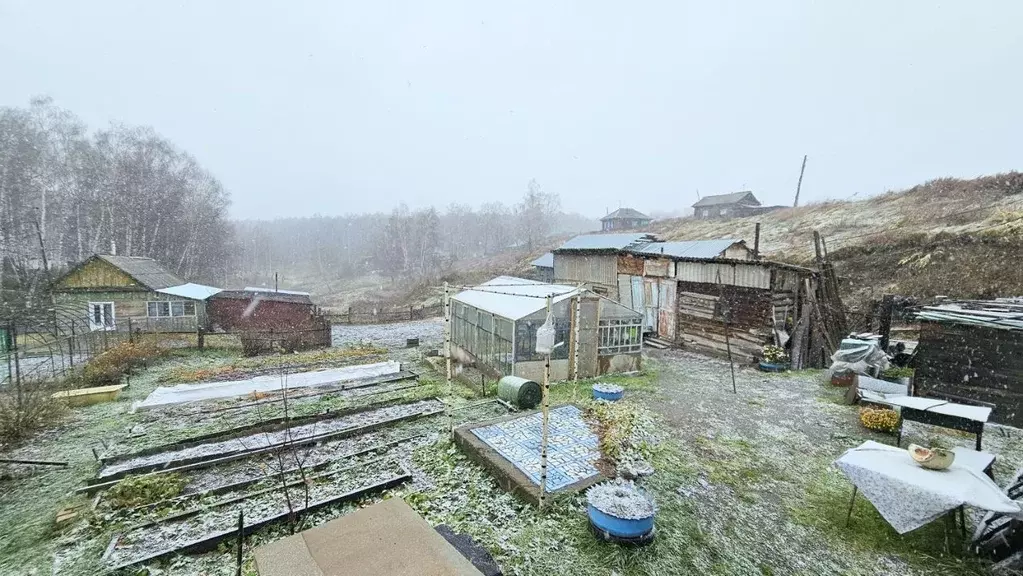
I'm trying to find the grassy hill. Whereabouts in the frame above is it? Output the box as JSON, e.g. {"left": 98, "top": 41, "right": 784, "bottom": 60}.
{"left": 647, "top": 172, "right": 1023, "bottom": 308}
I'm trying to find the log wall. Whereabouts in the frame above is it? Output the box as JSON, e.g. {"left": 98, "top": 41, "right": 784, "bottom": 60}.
{"left": 675, "top": 281, "right": 776, "bottom": 362}
{"left": 914, "top": 320, "right": 1023, "bottom": 426}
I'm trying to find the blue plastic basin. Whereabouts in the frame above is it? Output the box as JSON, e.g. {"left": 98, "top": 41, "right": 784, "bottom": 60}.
{"left": 758, "top": 361, "right": 788, "bottom": 373}
{"left": 587, "top": 504, "right": 654, "bottom": 538}
{"left": 592, "top": 387, "right": 624, "bottom": 401}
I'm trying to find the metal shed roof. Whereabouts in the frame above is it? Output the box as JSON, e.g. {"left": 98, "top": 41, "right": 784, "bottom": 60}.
{"left": 555, "top": 233, "right": 656, "bottom": 252}
{"left": 630, "top": 239, "right": 744, "bottom": 259}
{"left": 530, "top": 253, "right": 554, "bottom": 268}
{"left": 452, "top": 276, "right": 583, "bottom": 321}
{"left": 156, "top": 283, "right": 222, "bottom": 300}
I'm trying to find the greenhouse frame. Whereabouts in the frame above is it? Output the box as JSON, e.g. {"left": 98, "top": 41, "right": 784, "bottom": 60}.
{"left": 449, "top": 277, "right": 643, "bottom": 381}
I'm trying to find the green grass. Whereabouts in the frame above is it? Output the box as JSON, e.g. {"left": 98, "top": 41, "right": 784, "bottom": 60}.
{"left": 790, "top": 467, "right": 987, "bottom": 575}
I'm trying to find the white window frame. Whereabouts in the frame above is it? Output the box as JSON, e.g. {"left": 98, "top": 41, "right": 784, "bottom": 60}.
{"left": 147, "top": 300, "right": 197, "bottom": 318}
{"left": 88, "top": 302, "right": 116, "bottom": 332}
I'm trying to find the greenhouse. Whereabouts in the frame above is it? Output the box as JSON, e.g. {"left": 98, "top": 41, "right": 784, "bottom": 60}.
{"left": 449, "top": 276, "right": 643, "bottom": 381}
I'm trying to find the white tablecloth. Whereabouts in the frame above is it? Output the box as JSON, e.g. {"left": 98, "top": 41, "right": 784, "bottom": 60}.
{"left": 834, "top": 441, "right": 1021, "bottom": 533}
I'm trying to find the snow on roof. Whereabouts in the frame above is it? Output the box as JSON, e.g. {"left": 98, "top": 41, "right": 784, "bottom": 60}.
{"left": 630, "top": 239, "right": 744, "bottom": 259}
{"left": 600, "top": 208, "right": 651, "bottom": 221}
{"left": 555, "top": 233, "right": 656, "bottom": 251}
{"left": 452, "top": 276, "right": 583, "bottom": 320}
{"left": 243, "top": 287, "right": 311, "bottom": 296}
{"left": 530, "top": 253, "right": 554, "bottom": 268}
{"left": 692, "top": 191, "right": 759, "bottom": 208}
{"left": 156, "top": 282, "right": 223, "bottom": 300}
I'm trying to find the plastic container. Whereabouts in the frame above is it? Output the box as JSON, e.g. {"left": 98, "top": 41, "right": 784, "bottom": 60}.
{"left": 592, "top": 383, "right": 624, "bottom": 401}
{"left": 587, "top": 504, "right": 655, "bottom": 538}
{"left": 497, "top": 376, "right": 542, "bottom": 409}
{"left": 758, "top": 361, "right": 788, "bottom": 373}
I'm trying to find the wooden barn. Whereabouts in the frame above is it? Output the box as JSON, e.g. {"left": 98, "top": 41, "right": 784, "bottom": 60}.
{"left": 207, "top": 288, "right": 331, "bottom": 353}
{"left": 913, "top": 301, "right": 1023, "bottom": 427}
{"left": 49, "top": 254, "right": 219, "bottom": 333}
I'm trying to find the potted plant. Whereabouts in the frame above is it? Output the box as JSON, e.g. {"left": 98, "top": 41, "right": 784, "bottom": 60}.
{"left": 758, "top": 345, "right": 789, "bottom": 372}
{"left": 586, "top": 480, "right": 656, "bottom": 540}
{"left": 592, "top": 382, "right": 625, "bottom": 401}
{"left": 881, "top": 366, "right": 914, "bottom": 387}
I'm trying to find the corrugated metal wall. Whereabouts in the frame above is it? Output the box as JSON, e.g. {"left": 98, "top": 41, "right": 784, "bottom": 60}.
{"left": 675, "top": 262, "right": 772, "bottom": 289}
{"left": 553, "top": 254, "right": 619, "bottom": 298}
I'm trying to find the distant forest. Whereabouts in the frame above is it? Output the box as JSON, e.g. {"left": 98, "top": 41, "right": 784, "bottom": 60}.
{"left": 1, "top": 97, "right": 598, "bottom": 309}
{"left": 232, "top": 180, "right": 598, "bottom": 285}
{"left": 0, "top": 97, "right": 231, "bottom": 309}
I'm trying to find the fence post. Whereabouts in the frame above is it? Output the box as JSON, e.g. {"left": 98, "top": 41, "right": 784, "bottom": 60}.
{"left": 12, "top": 323, "right": 21, "bottom": 391}
{"left": 69, "top": 320, "right": 76, "bottom": 368}
{"left": 5, "top": 322, "right": 14, "bottom": 387}
{"left": 128, "top": 318, "right": 134, "bottom": 344}
{"left": 410, "top": 305, "right": 414, "bottom": 320}
{"left": 348, "top": 306, "right": 353, "bottom": 324}
{"left": 197, "top": 326, "right": 205, "bottom": 351}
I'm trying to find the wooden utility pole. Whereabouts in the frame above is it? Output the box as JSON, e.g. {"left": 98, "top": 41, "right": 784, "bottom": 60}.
{"left": 793, "top": 155, "right": 808, "bottom": 208}
{"left": 753, "top": 223, "right": 761, "bottom": 260}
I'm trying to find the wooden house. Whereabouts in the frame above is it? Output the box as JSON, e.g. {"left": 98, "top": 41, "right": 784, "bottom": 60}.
{"left": 600, "top": 208, "right": 652, "bottom": 231}
{"left": 49, "top": 254, "right": 218, "bottom": 333}
{"left": 692, "top": 191, "right": 778, "bottom": 220}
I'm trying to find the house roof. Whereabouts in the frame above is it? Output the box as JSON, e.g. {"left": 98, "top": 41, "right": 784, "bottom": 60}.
{"left": 244, "top": 287, "right": 312, "bottom": 296}
{"left": 156, "top": 283, "right": 222, "bottom": 300}
{"left": 630, "top": 239, "right": 746, "bottom": 259}
{"left": 692, "top": 191, "right": 759, "bottom": 208}
{"left": 600, "top": 208, "right": 651, "bottom": 222}
{"left": 213, "top": 289, "right": 314, "bottom": 305}
{"left": 530, "top": 253, "right": 554, "bottom": 268}
{"left": 555, "top": 233, "right": 657, "bottom": 252}
{"left": 451, "top": 276, "right": 583, "bottom": 321}
{"left": 93, "top": 254, "right": 185, "bottom": 290}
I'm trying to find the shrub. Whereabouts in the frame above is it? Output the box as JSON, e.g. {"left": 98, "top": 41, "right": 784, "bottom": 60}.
{"left": 106, "top": 473, "right": 187, "bottom": 508}
{"left": 79, "top": 340, "right": 165, "bottom": 387}
{"left": 859, "top": 406, "right": 900, "bottom": 434}
{"left": 0, "top": 381, "right": 68, "bottom": 443}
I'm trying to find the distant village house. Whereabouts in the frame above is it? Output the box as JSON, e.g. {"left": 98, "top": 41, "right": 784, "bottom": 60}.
{"left": 529, "top": 253, "right": 554, "bottom": 283}
{"left": 692, "top": 191, "right": 780, "bottom": 220}
{"left": 600, "top": 208, "right": 652, "bottom": 231}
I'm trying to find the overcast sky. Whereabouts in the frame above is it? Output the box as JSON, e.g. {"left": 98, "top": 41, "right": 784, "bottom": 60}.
{"left": 1, "top": 1, "right": 1020, "bottom": 219}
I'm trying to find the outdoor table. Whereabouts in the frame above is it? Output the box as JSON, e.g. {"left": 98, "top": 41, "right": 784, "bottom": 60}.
{"left": 882, "top": 396, "right": 991, "bottom": 451}
{"left": 834, "top": 441, "right": 1021, "bottom": 535}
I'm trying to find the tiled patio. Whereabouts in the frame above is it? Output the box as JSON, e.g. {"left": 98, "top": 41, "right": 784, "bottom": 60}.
{"left": 470, "top": 405, "right": 600, "bottom": 491}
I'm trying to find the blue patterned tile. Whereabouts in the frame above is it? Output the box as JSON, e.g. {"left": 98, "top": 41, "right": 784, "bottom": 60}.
{"left": 470, "top": 406, "right": 600, "bottom": 492}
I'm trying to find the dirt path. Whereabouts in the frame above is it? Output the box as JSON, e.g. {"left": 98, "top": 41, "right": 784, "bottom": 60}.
{"left": 639, "top": 349, "right": 1023, "bottom": 575}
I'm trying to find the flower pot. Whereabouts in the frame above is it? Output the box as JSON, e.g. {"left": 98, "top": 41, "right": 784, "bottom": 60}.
{"left": 592, "top": 384, "right": 624, "bottom": 401}
{"left": 587, "top": 503, "right": 655, "bottom": 538}
{"left": 831, "top": 370, "right": 855, "bottom": 387}
{"left": 758, "top": 361, "right": 788, "bottom": 373}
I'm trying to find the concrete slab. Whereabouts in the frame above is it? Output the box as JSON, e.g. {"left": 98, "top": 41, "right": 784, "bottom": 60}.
{"left": 454, "top": 404, "right": 605, "bottom": 506}
{"left": 254, "top": 497, "right": 483, "bottom": 576}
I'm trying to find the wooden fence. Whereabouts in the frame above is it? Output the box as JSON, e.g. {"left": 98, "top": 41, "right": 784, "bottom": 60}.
{"left": 328, "top": 305, "right": 443, "bottom": 325}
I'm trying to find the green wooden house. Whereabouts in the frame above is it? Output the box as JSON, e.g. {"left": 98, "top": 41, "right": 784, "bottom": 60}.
{"left": 49, "top": 254, "right": 218, "bottom": 333}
